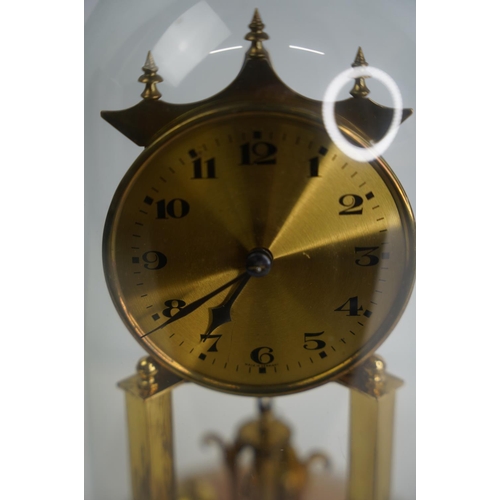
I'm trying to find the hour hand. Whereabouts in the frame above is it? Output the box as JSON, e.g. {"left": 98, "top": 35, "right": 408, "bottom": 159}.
{"left": 143, "top": 248, "right": 273, "bottom": 340}
{"left": 200, "top": 249, "right": 273, "bottom": 346}
{"left": 201, "top": 274, "right": 252, "bottom": 339}
{"left": 142, "top": 272, "right": 248, "bottom": 337}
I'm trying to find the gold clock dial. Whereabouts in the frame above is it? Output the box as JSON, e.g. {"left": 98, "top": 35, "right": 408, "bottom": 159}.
{"left": 103, "top": 109, "right": 415, "bottom": 396}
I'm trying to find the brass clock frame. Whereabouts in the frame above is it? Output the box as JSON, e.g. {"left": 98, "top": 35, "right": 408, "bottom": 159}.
{"left": 101, "top": 10, "right": 415, "bottom": 500}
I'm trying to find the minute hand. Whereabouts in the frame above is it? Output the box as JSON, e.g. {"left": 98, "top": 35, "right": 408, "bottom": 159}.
{"left": 142, "top": 272, "right": 248, "bottom": 338}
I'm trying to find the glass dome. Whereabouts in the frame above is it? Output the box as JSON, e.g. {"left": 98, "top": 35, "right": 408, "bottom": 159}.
{"left": 85, "top": 1, "right": 415, "bottom": 498}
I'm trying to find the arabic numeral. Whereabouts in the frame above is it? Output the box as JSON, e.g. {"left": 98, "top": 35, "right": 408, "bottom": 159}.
{"left": 192, "top": 157, "right": 216, "bottom": 179}
{"left": 162, "top": 299, "right": 186, "bottom": 318}
{"left": 156, "top": 198, "right": 190, "bottom": 219}
{"left": 200, "top": 333, "right": 222, "bottom": 352}
{"left": 355, "top": 246, "right": 380, "bottom": 266}
{"left": 334, "top": 296, "right": 363, "bottom": 316}
{"left": 250, "top": 346, "right": 275, "bottom": 364}
{"left": 339, "top": 194, "right": 363, "bottom": 215}
{"left": 303, "top": 331, "right": 326, "bottom": 350}
{"left": 309, "top": 157, "right": 320, "bottom": 177}
{"left": 240, "top": 141, "right": 277, "bottom": 165}
{"left": 142, "top": 251, "right": 167, "bottom": 270}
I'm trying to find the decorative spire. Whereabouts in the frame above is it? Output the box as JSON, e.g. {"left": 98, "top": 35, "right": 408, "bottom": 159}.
{"left": 353, "top": 46, "right": 367, "bottom": 66}
{"left": 350, "top": 47, "right": 370, "bottom": 98}
{"left": 138, "top": 51, "right": 163, "bottom": 100}
{"left": 245, "top": 9, "right": 269, "bottom": 58}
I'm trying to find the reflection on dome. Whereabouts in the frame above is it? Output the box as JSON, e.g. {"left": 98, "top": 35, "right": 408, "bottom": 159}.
{"left": 210, "top": 45, "right": 243, "bottom": 54}
{"left": 289, "top": 45, "right": 325, "bottom": 56}
{"left": 152, "top": 1, "right": 231, "bottom": 86}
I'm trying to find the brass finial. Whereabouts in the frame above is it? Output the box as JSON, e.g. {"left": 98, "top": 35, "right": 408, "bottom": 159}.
{"left": 350, "top": 47, "right": 370, "bottom": 98}
{"left": 138, "top": 51, "right": 163, "bottom": 100}
{"left": 245, "top": 9, "right": 269, "bottom": 58}
{"left": 353, "top": 354, "right": 387, "bottom": 396}
{"left": 353, "top": 46, "right": 367, "bottom": 67}
{"left": 136, "top": 356, "right": 159, "bottom": 396}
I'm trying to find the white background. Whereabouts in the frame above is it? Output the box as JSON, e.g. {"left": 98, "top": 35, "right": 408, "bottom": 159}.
{"left": 1, "top": 1, "right": 499, "bottom": 500}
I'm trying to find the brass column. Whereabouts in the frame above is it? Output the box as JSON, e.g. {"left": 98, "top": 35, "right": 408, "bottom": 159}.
{"left": 339, "top": 355, "right": 403, "bottom": 500}
{"left": 118, "top": 356, "right": 184, "bottom": 500}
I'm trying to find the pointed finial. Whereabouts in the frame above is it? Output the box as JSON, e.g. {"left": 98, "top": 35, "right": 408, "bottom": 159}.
{"left": 352, "top": 47, "right": 367, "bottom": 67}
{"left": 138, "top": 51, "right": 163, "bottom": 100}
{"left": 350, "top": 47, "right": 370, "bottom": 98}
{"left": 244, "top": 9, "right": 269, "bottom": 58}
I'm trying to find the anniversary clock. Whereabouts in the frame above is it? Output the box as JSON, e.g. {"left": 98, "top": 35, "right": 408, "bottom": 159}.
{"left": 97, "top": 8, "right": 414, "bottom": 500}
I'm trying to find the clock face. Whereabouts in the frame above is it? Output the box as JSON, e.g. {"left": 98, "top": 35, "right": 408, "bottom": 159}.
{"left": 103, "top": 109, "right": 415, "bottom": 396}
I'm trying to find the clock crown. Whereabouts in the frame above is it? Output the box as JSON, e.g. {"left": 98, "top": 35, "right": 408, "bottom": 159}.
{"left": 101, "top": 11, "right": 413, "bottom": 148}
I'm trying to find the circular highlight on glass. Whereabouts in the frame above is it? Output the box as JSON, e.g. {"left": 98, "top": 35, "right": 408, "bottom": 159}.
{"left": 322, "top": 66, "right": 402, "bottom": 162}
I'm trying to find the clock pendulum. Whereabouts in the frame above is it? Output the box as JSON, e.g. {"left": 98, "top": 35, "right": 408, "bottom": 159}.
{"left": 101, "top": 10, "right": 415, "bottom": 500}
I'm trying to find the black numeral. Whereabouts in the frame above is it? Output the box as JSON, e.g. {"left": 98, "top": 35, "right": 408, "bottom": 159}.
{"left": 309, "top": 147, "right": 327, "bottom": 177}
{"left": 303, "top": 331, "right": 326, "bottom": 350}
{"left": 355, "top": 247, "right": 380, "bottom": 266}
{"left": 162, "top": 299, "right": 186, "bottom": 318}
{"left": 339, "top": 194, "right": 363, "bottom": 215}
{"left": 335, "top": 296, "right": 363, "bottom": 316}
{"left": 309, "top": 157, "right": 320, "bottom": 177}
{"left": 156, "top": 198, "right": 190, "bottom": 219}
{"left": 192, "top": 157, "right": 216, "bottom": 179}
{"left": 240, "top": 141, "right": 277, "bottom": 165}
{"left": 200, "top": 333, "right": 222, "bottom": 352}
{"left": 250, "top": 346, "right": 275, "bottom": 364}
{"left": 142, "top": 251, "right": 167, "bottom": 270}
